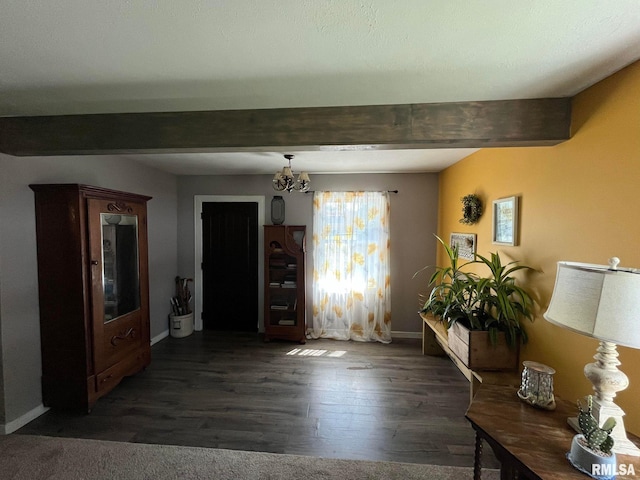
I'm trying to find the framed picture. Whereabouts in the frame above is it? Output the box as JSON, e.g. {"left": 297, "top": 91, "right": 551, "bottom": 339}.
{"left": 492, "top": 196, "right": 519, "bottom": 246}
{"left": 450, "top": 233, "right": 477, "bottom": 260}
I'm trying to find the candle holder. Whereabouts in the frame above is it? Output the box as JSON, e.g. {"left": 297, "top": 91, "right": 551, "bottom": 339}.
{"left": 517, "top": 360, "right": 556, "bottom": 410}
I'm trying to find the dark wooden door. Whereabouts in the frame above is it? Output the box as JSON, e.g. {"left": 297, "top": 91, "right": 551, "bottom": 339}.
{"left": 202, "top": 202, "right": 258, "bottom": 331}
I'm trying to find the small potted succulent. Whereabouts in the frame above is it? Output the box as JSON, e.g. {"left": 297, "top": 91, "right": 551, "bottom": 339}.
{"left": 567, "top": 395, "right": 616, "bottom": 480}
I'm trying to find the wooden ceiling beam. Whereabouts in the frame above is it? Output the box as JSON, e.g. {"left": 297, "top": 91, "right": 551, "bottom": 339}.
{"left": 0, "top": 98, "right": 571, "bottom": 156}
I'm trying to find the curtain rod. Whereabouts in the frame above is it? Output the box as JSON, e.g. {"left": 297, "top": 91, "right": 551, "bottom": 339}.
{"left": 303, "top": 190, "right": 398, "bottom": 194}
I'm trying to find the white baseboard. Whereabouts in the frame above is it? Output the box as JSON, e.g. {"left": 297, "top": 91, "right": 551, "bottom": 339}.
{"left": 1, "top": 403, "right": 50, "bottom": 435}
{"left": 391, "top": 331, "right": 422, "bottom": 339}
{"left": 151, "top": 330, "right": 169, "bottom": 346}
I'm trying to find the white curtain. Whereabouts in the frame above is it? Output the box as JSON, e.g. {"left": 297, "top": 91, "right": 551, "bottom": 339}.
{"left": 310, "top": 191, "right": 391, "bottom": 343}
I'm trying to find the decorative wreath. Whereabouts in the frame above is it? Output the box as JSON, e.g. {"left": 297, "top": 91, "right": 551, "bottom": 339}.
{"left": 459, "top": 194, "right": 483, "bottom": 225}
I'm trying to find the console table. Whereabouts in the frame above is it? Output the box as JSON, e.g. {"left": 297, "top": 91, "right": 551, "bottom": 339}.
{"left": 466, "top": 384, "right": 639, "bottom": 479}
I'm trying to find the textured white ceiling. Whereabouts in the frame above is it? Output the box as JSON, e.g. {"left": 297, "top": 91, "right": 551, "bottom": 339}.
{"left": 1, "top": 1, "right": 639, "bottom": 174}
{"left": 125, "top": 148, "right": 480, "bottom": 175}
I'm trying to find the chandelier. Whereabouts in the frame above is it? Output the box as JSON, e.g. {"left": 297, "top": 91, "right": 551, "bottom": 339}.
{"left": 272, "top": 154, "right": 310, "bottom": 193}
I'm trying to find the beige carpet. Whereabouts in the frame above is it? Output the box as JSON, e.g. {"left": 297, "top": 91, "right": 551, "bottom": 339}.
{"left": 0, "top": 434, "right": 499, "bottom": 480}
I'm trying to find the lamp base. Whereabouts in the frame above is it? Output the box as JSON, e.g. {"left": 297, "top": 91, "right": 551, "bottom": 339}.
{"left": 573, "top": 340, "right": 640, "bottom": 456}
{"left": 567, "top": 398, "right": 640, "bottom": 456}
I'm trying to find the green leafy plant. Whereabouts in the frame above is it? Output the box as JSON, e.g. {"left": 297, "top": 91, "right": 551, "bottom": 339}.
{"left": 577, "top": 395, "right": 616, "bottom": 455}
{"left": 472, "top": 251, "right": 534, "bottom": 346}
{"left": 416, "top": 235, "right": 535, "bottom": 347}
{"left": 415, "top": 236, "right": 477, "bottom": 328}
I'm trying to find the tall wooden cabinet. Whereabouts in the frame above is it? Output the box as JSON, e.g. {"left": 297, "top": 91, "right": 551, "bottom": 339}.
{"left": 264, "top": 225, "right": 306, "bottom": 343}
{"left": 29, "top": 184, "right": 151, "bottom": 411}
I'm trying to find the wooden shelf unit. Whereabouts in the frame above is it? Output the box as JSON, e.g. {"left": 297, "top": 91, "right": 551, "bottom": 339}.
{"left": 421, "top": 313, "right": 519, "bottom": 403}
{"left": 264, "top": 225, "right": 306, "bottom": 343}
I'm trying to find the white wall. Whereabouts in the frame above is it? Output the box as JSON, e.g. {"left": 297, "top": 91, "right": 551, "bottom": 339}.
{"left": 0, "top": 153, "right": 178, "bottom": 431}
{"left": 177, "top": 173, "right": 439, "bottom": 335}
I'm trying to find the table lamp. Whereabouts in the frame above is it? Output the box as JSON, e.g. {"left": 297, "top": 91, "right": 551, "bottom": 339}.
{"left": 544, "top": 257, "right": 640, "bottom": 456}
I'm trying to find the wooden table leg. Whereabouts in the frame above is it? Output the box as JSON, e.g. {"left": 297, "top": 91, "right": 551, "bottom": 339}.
{"left": 422, "top": 319, "right": 428, "bottom": 355}
{"left": 474, "top": 431, "right": 483, "bottom": 480}
{"left": 474, "top": 431, "right": 519, "bottom": 480}
{"left": 500, "top": 465, "right": 518, "bottom": 480}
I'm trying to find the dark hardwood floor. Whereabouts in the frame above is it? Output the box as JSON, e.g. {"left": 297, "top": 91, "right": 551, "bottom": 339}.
{"left": 17, "top": 331, "right": 497, "bottom": 467}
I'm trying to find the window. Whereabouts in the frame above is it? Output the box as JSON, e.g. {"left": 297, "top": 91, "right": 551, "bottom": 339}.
{"left": 310, "top": 192, "right": 391, "bottom": 343}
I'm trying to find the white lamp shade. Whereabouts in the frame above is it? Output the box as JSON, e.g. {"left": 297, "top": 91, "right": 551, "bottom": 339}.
{"left": 544, "top": 261, "right": 640, "bottom": 349}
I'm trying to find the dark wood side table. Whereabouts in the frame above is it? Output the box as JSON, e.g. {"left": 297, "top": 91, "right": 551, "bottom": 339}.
{"left": 466, "top": 384, "right": 640, "bottom": 479}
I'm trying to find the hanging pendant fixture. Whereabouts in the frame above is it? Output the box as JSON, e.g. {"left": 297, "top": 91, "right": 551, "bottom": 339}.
{"left": 272, "top": 154, "right": 310, "bottom": 193}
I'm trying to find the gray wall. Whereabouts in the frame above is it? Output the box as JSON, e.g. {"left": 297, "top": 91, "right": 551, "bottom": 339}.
{"left": 177, "top": 173, "right": 439, "bottom": 334}
{"left": 0, "top": 162, "right": 437, "bottom": 431}
{"left": 0, "top": 153, "right": 178, "bottom": 430}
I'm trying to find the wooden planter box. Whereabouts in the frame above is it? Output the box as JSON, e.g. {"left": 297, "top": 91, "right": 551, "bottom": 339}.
{"left": 448, "top": 323, "right": 519, "bottom": 371}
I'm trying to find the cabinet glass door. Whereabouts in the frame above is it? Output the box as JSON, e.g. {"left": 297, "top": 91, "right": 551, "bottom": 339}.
{"left": 101, "top": 213, "right": 140, "bottom": 322}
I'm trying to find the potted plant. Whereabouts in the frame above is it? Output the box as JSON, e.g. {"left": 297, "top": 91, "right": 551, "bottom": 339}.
{"left": 417, "top": 236, "right": 478, "bottom": 327}
{"left": 472, "top": 250, "right": 534, "bottom": 347}
{"left": 567, "top": 395, "right": 617, "bottom": 480}
{"left": 418, "top": 235, "right": 535, "bottom": 370}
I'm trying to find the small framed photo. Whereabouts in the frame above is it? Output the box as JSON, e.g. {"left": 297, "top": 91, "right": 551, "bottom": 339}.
{"left": 492, "top": 196, "right": 519, "bottom": 246}
{"left": 450, "top": 233, "right": 477, "bottom": 261}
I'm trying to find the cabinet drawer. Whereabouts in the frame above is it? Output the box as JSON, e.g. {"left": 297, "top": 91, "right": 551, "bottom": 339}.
{"left": 95, "top": 349, "right": 148, "bottom": 395}
{"left": 101, "top": 314, "right": 142, "bottom": 369}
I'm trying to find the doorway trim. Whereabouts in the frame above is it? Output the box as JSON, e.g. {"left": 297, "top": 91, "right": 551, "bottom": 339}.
{"left": 194, "top": 195, "right": 265, "bottom": 332}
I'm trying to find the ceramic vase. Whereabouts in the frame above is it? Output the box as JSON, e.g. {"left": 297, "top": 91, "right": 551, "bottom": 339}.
{"left": 271, "top": 195, "right": 285, "bottom": 225}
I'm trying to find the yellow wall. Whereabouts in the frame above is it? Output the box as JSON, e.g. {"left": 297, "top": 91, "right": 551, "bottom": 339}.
{"left": 438, "top": 60, "right": 640, "bottom": 435}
